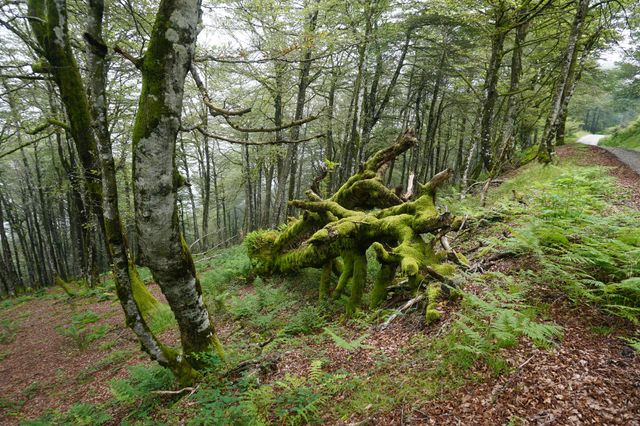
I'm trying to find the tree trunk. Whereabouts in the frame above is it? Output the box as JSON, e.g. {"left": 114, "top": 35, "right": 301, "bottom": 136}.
{"left": 538, "top": 0, "right": 589, "bottom": 161}
{"left": 479, "top": 6, "right": 509, "bottom": 172}
{"left": 0, "top": 197, "right": 20, "bottom": 294}
{"left": 131, "top": 0, "right": 223, "bottom": 362}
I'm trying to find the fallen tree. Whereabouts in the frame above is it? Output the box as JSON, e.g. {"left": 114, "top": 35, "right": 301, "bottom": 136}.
{"left": 246, "top": 130, "right": 466, "bottom": 322}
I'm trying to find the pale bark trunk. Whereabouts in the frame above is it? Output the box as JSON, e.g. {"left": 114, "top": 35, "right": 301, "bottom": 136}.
{"left": 538, "top": 0, "right": 589, "bottom": 161}
{"left": 131, "top": 0, "right": 222, "bottom": 360}
{"left": 28, "top": 0, "right": 194, "bottom": 381}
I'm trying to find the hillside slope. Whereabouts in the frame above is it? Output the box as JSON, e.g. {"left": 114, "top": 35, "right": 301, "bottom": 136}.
{"left": 1, "top": 144, "right": 639, "bottom": 425}
{"left": 601, "top": 118, "right": 640, "bottom": 149}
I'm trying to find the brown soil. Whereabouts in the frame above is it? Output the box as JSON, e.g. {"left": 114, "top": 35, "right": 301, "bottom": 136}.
{"left": 355, "top": 303, "right": 640, "bottom": 425}
{"left": 0, "top": 285, "right": 175, "bottom": 425}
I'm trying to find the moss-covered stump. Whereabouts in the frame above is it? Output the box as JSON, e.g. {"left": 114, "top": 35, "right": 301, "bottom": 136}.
{"left": 246, "top": 130, "right": 462, "bottom": 321}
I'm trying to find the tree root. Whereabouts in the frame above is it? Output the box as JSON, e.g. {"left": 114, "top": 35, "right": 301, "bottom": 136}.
{"left": 246, "top": 130, "right": 466, "bottom": 319}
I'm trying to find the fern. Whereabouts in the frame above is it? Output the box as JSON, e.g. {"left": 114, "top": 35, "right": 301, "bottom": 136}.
{"left": 447, "top": 272, "right": 562, "bottom": 372}
{"left": 623, "top": 337, "right": 640, "bottom": 352}
{"left": 323, "top": 327, "right": 372, "bottom": 351}
{"left": 479, "top": 164, "right": 640, "bottom": 323}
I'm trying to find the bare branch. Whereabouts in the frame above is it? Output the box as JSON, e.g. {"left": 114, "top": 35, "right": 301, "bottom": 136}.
{"left": 222, "top": 114, "right": 318, "bottom": 133}
{"left": 190, "top": 63, "right": 252, "bottom": 117}
{"left": 0, "top": 131, "right": 54, "bottom": 159}
{"left": 203, "top": 100, "right": 252, "bottom": 117}
{"left": 114, "top": 45, "right": 142, "bottom": 69}
{"left": 194, "top": 126, "right": 324, "bottom": 146}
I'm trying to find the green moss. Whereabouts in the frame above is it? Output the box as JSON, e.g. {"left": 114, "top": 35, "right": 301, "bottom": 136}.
{"left": 455, "top": 252, "right": 470, "bottom": 267}
{"left": 160, "top": 346, "right": 201, "bottom": 386}
{"left": 516, "top": 145, "right": 539, "bottom": 164}
{"left": 346, "top": 253, "right": 367, "bottom": 315}
{"left": 319, "top": 261, "right": 333, "bottom": 300}
{"left": 55, "top": 276, "right": 76, "bottom": 297}
{"left": 370, "top": 264, "right": 396, "bottom": 309}
{"left": 244, "top": 138, "right": 461, "bottom": 316}
{"left": 425, "top": 282, "right": 442, "bottom": 324}
{"left": 129, "top": 262, "right": 160, "bottom": 318}
{"left": 333, "top": 253, "right": 354, "bottom": 299}
{"left": 431, "top": 263, "right": 456, "bottom": 277}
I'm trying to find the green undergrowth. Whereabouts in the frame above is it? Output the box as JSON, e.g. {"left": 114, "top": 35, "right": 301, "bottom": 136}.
{"left": 56, "top": 310, "right": 110, "bottom": 351}
{"left": 185, "top": 359, "right": 348, "bottom": 425}
{"left": 601, "top": 117, "right": 640, "bottom": 149}
{"left": 67, "top": 236, "right": 561, "bottom": 424}
{"left": 21, "top": 403, "right": 112, "bottom": 426}
{"left": 451, "top": 156, "right": 640, "bottom": 324}
{"left": 10, "top": 153, "right": 640, "bottom": 424}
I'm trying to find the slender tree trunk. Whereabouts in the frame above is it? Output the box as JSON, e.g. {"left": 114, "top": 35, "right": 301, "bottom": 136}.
{"left": 326, "top": 70, "right": 337, "bottom": 192}
{"left": 479, "top": 6, "right": 509, "bottom": 172}
{"left": 272, "top": 62, "right": 288, "bottom": 224}
{"left": 179, "top": 137, "right": 200, "bottom": 246}
{"left": 262, "top": 162, "right": 274, "bottom": 227}
{"left": 243, "top": 142, "right": 255, "bottom": 233}
{"left": 201, "top": 110, "right": 211, "bottom": 250}
{"left": 0, "top": 197, "right": 20, "bottom": 293}
{"left": 286, "top": 5, "right": 319, "bottom": 216}
{"left": 538, "top": 0, "right": 589, "bottom": 161}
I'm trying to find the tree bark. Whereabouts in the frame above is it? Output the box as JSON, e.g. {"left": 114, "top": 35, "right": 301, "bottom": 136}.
{"left": 131, "top": 0, "right": 223, "bottom": 361}
{"left": 286, "top": 5, "right": 319, "bottom": 217}
{"left": 479, "top": 5, "right": 509, "bottom": 172}
{"left": 538, "top": 0, "right": 589, "bottom": 161}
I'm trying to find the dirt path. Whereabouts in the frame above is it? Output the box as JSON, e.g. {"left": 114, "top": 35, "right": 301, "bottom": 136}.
{"left": 411, "top": 305, "right": 640, "bottom": 425}
{"left": 0, "top": 285, "right": 179, "bottom": 425}
{"left": 577, "top": 134, "right": 606, "bottom": 146}
{"left": 577, "top": 133, "right": 640, "bottom": 177}
{"left": 601, "top": 146, "right": 640, "bottom": 176}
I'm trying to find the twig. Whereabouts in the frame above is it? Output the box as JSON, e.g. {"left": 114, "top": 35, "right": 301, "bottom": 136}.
{"left": 380, "top": 295, "right": 425, "bottom": 330}
{"left": 151, "top": 386, "right": 197, "bottom": 396}
{"left": 190, "top": 231, "right": 237, "bottom": 251}
{"left": 451, "top": 214, "right": 468, "bottom": 242}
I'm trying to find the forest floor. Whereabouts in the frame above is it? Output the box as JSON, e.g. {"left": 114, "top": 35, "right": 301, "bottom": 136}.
{"left": 0, "top": 143, "right": 639, "bottom": 425}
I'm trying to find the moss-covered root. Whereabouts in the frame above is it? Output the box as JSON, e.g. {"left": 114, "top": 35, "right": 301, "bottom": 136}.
{"left": 319, "top": 260, "right": 333, "bottom": 300}
{"left": 162, "top": 346, "right": 201, "bottom": 386}
{"left": 370, "top": 264, "right": 396, "bottom": 309}
{"left": 54, "top": 276, "right": 75, "bottom": 297}
{"left": 425, "top": 281, "right": 442, "bottom": 324}
{"left": 332, "top": 253, "right": 354, "bottom": 299}
{"left": 346, "top": 253, "right": 367, "bottom": 315}
{"left": 165, "top": 326, "right": 224, "bottom": 385}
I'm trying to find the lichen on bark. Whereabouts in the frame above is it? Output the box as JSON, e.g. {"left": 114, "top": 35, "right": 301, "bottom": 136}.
{"left": 246, "top": 130, "right": 461, "bottom": 320}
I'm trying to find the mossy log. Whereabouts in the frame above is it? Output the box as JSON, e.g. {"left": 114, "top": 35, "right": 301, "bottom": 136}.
{"left": 246, "top": 130, "right": 463, "bottom": 321}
